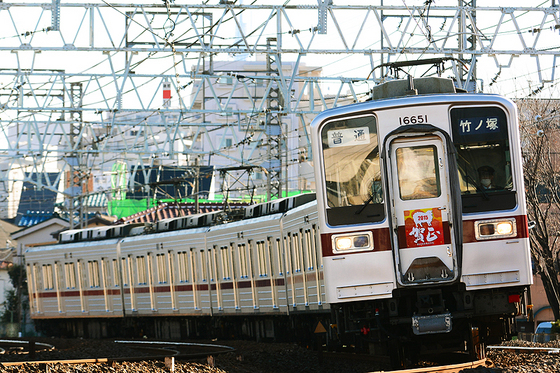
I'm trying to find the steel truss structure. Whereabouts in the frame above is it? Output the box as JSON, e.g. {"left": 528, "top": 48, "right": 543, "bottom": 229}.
{"left": 0, "top": 1, "right": 559, "bottom": 217}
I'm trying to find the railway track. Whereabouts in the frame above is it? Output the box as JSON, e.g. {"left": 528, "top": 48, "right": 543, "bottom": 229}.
{"left": 1, "top": 338, "right": 558, "bottom": 373}
{"left": 0, "top": 340, "right": 235, "bottom": 367}
{"left": 370, "top": 358, "right": 490, "bottom": 373}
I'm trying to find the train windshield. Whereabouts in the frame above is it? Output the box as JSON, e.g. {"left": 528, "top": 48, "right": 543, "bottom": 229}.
{"left": 320, "top": 115, "right": 384, "bottom": 226}
{"left": 451, "top": 106, "right": 516, "bottom": 213}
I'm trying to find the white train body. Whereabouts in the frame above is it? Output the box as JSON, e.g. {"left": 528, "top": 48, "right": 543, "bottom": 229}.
{"left": 312, "top": 95, "right": 531, "bottom": 300}
{"left": 25, "top": 77, "right": 532, "bottom": 360}
{"left": 309, "top": 79, "right": 531, "bottom": 351}
{"left": 25, "top": 195, "right": 323, "bottom": 325}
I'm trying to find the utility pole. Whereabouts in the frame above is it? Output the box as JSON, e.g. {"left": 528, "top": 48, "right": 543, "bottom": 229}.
{"left": 265, "top": 37, "right": 284, "bottom": 201}
{"left": 194, "top": 158, "right": 200, "bottom": 214}
{"left": 458, "top": 0, "right": 477, "bottom": 91}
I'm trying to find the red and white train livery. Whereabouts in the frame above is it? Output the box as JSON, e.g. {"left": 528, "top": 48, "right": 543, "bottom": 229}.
{"left": 25, "top": 75, "right": 532, "bottom": 365}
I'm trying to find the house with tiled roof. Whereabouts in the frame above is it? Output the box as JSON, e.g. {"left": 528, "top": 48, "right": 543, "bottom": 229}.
{"left": 11, "top": 215, "right": 70, "bottom": 265}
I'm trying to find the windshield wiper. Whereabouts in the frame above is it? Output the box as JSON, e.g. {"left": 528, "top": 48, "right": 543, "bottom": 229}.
{"left": 356, "top": 194, "right": 376, "bottom": 215}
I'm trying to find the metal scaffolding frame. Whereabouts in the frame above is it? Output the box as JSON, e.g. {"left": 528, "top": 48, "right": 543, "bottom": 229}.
{"left": 0, "top": 1, "right": 559, "bottom": 216}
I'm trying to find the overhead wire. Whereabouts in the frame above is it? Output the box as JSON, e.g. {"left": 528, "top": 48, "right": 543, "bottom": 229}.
{"left": 2, "top": 2, "right": 556, "bottom": 198}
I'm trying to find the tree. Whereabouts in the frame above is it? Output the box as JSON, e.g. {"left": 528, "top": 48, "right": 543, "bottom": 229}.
{"left": 1, "top": 264, "right": 28, "bottom": 325}
{"left": 518, "top": 98, "right": 560, "bottom": 321}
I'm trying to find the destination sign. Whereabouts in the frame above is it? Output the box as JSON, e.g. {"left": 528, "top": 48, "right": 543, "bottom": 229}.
{"left": 457, "top": 116, "right": 500, "bottom": 135}
{"left": 450, "top": 107, "right": 508, "bottom": 145}
{"left": 327, "top": 127, "right": 370, "bottom": 147}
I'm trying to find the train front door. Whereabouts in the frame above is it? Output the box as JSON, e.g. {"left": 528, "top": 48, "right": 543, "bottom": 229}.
{"left": 387, "top": 134, "right": 458, "bottom": 286}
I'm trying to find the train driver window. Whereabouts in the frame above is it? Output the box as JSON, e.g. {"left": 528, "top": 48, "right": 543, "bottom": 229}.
{"left": 320, "top": 115, "right": 384, "bottom": 226}
{"left": 451, "top": 106, "right": 516, "bottom": 212}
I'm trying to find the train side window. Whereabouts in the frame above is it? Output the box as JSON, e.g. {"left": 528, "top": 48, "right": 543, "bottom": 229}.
{"left": 136, "top": 256, "right": 147, "bottom": 285}
{"left": 247, "top": 240, "right": 255, "bottom": 278}
{"left": 120, "top": 258, "right": 129, "bottom": 286}
{"left": 230, "top": 243, "right": 237, "bottom": 280}
{"left": 127, "top": 256, "right": 135, "bottom": 288}
{"left": 221, "top": 246, "right": 231, "bottom": 280}
{"left": 284, "top": 236, "right": 292, "bottom": 275}
{"left": 214, "top": 246, "right": 221, "bottom": 282}
{"left": 64, "top": 262, "right": 76, "bottom": 289}
{"left": 77, "top": 260, "right": 86, "bottom": 291}
{"left": 55, "top": 262, "right": 63, "bottom": 290}
{"left": 147, "top": 253, "right": 155, "bottom": 287}
{"left": 87, "top": 261, "right": 100, "bottom": 288}
{"left": 27, "top": 264, "right": 36, "bottom": 314}
{"left": 257, "top": 241, "right": 267, "bottom": 277}
{"left": 320, "top": 114, "right": 384, "bottom": 226}
{"left": 176, "top": 252, "right": 184, "bottom": 282}
{"left": 267, "top": 237, "right": 275, "bottom": 277}
{"left": 112, "top": 259, "right": 120, "bottom": 287}
{"left": 156, "top": 253, "right": 167, "bottom": 284}
{"left": 34, "top": 264, "right": 42, "bottom": 292}
{"left": 313, "top": 225, "right": 323, "bottom": 269}
{"left": 42, "top": 264, "right": 54, "bottom": 290}
{"left": 190, "top": 249, "right": 197, "bottom": 283}
{"left": 238, "top": 243, "right": 248, "bottom": 279}
{"left": 275, "top": 238, "right": 283, "bottom": 276}
{"left": 201, "top": 250, "right": 208, "bottom": 282}
{"left": 210, "top": 246, "right": 219, "bottom": 282}
{"left": 167, "top": 251, "right": 175, "bottom": 285}
{"left": 101, "top": 259, "right": 109, "bottom": 289}
{"left": 451, "top": 106, "right": 516, "bottom": 212}
{"left": 304, "top": 229, "right": 315, "bottom": 271}
{"left": 177, "top": 251, "right": 189, "bottom": 282}
{"left": 292, "top": 233, "right": 302, "bottom": 273}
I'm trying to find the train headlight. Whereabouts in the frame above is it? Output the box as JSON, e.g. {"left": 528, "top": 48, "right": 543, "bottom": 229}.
{"left": 475, "top": 218, "right": 516, "bottom": 240}
{"left": 332, "top": 232, "right": 373, "bottom": 252}
{"left": 496, "top": 221, "right": 514, "bottom": 235}
{"left": 335, "top": 237, "right": 353, "bottom": 250}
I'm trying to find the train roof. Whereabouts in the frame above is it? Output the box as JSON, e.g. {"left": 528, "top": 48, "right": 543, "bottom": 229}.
{"left": 369, "top": 76, "right": 460, "bottom": 101}
{"left": 56, "top": 193, "right": 316, "bottom": 244}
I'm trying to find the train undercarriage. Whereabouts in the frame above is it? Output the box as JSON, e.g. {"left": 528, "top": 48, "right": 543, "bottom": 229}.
{"left": 34, "top": 284, "right": 525, "bottom": 369}
{"left": 332, "top": 284, "right": 525, "bottom": 367}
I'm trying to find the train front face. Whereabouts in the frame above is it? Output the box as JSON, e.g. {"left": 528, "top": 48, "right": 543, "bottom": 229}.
{"left": 310, "top": 93, "right": 532, "bottom": 351}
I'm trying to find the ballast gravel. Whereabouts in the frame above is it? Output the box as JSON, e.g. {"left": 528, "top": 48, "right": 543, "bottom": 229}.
{"left": 0, "top": 338, "right": 558, "bottom": 372}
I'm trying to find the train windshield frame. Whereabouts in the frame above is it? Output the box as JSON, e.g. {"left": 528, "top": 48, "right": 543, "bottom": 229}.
{"left": 451, "top": 105, "right": 517, "bottom": 213}
{"left": 320, "top": 114, "right": 385, "bottom": 226}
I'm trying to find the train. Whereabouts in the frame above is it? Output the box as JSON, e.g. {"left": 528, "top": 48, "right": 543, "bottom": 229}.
{"left": 25, "top": 74, "right": 532, "bottom": 367}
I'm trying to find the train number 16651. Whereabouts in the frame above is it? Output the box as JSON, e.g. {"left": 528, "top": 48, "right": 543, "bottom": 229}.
{"left": 399, "top": 115, "right": 428, "bottom": 125}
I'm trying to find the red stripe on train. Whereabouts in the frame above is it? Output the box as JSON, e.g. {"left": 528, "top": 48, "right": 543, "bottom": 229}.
{"left": 32, "top": 276, "right": 310, "bottom": 299}
{"left": 321, "top": 215, "right": 529, "bottom": 256}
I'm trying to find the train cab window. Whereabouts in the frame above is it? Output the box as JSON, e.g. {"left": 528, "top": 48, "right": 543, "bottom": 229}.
{"left": 451, "top": 106, "right": 516, "bottom": 213}
{"left": 320, "top": 115, "right": 384, "bottom": 226}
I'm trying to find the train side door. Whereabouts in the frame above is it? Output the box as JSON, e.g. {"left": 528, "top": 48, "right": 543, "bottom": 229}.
{"left": 387, "top": 135, "right": 458, "bottom": 286}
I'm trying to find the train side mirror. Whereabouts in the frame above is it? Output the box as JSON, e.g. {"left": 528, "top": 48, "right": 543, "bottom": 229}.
{"left": 528, "top": 221, "right": 536, "bottom": 230}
